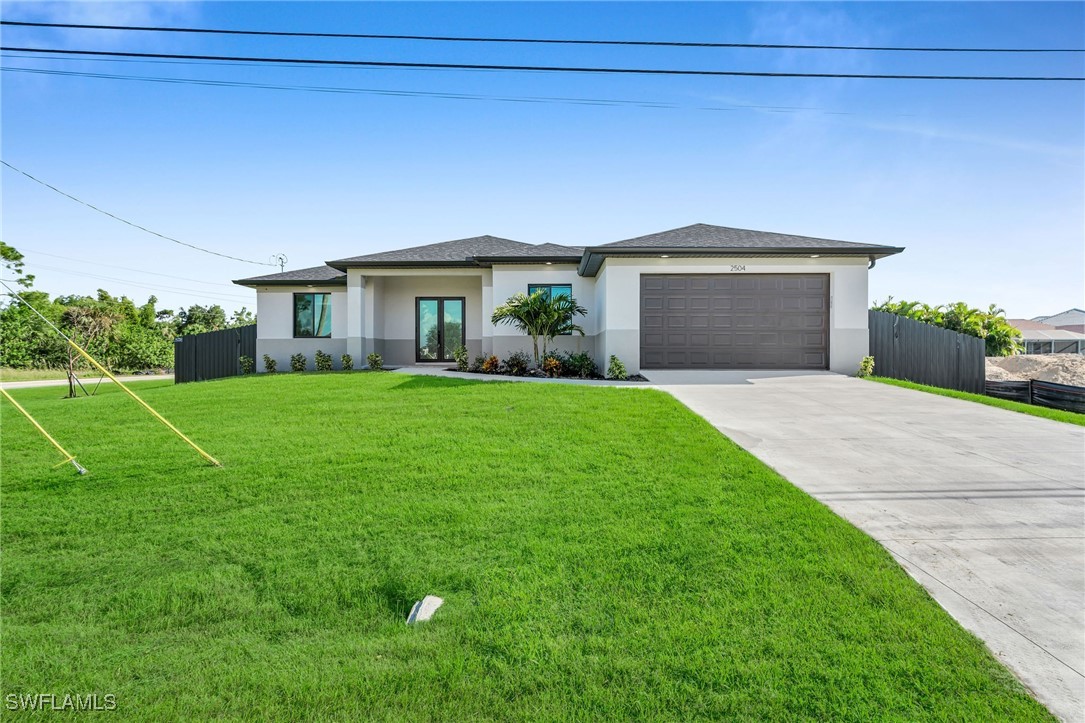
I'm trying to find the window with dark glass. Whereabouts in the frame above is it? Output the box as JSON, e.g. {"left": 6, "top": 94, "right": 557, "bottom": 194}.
{"left": 294, "top": 293, "right": 332, "bottom": 338}
{"left": 528, "top": 283, "right": 572, "bottom": 300}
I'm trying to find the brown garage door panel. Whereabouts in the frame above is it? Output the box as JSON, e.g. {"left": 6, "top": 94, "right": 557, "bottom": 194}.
{"left": 640, "top": 274, "right": 829, "bottom": 370}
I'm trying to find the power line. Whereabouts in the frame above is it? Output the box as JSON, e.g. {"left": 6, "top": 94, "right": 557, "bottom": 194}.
{"left": 1, "top": 160, "right": 275, "bottom": 266}
{"left": 16, "top": 247, "right": 245, "bottom": 288}
{"left": 3, "top": 46, "right": 1083, "bottom": 82}
{"left": 26, "top": 262, "right": 254, "bottom": 303}
{"left": 1, "top": 65, "right": 877, "bottom": 116}
{"left": 3, "top": 20, "right": 1082, "bottom": 53}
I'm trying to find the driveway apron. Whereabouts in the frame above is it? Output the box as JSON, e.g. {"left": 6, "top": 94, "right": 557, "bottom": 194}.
{"left": 648, "top": 371, "right": 1085, "bottom": 723}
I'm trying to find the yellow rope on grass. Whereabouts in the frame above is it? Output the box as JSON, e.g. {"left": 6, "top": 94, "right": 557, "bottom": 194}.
{"left": 0, "top": 387, "right": 88, "bottom": 474}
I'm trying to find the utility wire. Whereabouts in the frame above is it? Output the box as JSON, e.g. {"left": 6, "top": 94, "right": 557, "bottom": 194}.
{"left": 17, "top": 247, "right": 247, "bottom": 288}
{"left": 1, "top": 160, "right": 275, "bottom": 266}
{"left": 1, "top": 65, "right": 873, "bottom": 115}
{"left": 25, "top": 263, "right": 254, "bottom": 303}
{"left": 3, "top": 47, "right": 1083, "bottom": 81}
{"left": 3, "top": 20, "right": 1082, "bottom": 53}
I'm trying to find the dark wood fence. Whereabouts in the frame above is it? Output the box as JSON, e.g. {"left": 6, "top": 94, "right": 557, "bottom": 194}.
{"left": 173, "top": 325, "right": 256, "bottom": 384}
{"left": 986, "top": 379, "right": 1085, "bottom": 414}
{"left": 868, "top": 310, "right": 985, "bottom": 393}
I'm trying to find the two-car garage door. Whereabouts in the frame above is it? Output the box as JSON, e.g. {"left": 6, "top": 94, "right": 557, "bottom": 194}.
{"left": 640, "top": 274, "right": 829, "bottom": 370}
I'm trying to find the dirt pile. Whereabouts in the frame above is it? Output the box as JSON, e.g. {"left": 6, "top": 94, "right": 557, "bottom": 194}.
{"left": 986, "top": 355, "right": 1085, "bottom": 386}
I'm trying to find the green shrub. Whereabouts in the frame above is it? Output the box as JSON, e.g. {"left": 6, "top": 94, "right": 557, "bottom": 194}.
{"left": 857, "top": 355, "right": 875, "bottom": 378}
{"left": 366, "top": 353, "right": 383, "bottom": 371}
{"left": 452, "top": 345, "right": 470, "bottom": 372}
{"left": 341, "top": 354, "right": 353, "bottom": 371}
{"left": 315, "top": 349, "right": 333, "bottom": 372}
{"left": 262, "top": 354, "right": 277, "bottom": 373}
{"left": 606, "top": 355, "right": 628, "bottom": 381}
{"left": 239, "top": 355, "right": 255, "bottom": 374}
{"left": 290, "top": 353, "right": 307, "bottom": 372}
{"left": 469, "top": 355, "right": 486, "bottom": 373}
{"left": 871, "top": 298, "right": 1023, "bottom": 356}
{"left": 481, "top": 355, "right": 500, "bottom": 374}
{"left": 502, "top": 350, "right": 531, "bottom": 376}
{"left": 541, "top": 354, "right": 562, "bottom": 378}
{"left": 562, "top": 351, "right": 597, "bottom": 379}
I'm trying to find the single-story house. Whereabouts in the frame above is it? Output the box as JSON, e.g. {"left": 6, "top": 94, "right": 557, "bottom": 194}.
{"left": 234, "top": 223, "right": 904, "bottom": 375}
{"left": 1007, "top": 318, "right": 1085, "bottom": 355}
{"left": 1030, "top": 308, "right": 1085, "bottom": 335}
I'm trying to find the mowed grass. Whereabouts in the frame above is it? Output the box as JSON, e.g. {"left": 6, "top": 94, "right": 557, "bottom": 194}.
{"left": 0, "top": 367, "right": 74, "bottom": 382}
{"left": 1, "top": 373, "right": 1050, "bottom": 720}
{"left": 869, "top": 376, "right": 1085, "bottom": 427}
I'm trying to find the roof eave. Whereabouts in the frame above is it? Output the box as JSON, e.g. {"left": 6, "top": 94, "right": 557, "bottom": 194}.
{"left": 232, "top": 278, "right": 347, "bottom": 287}
{"left": 473, "top": 255, "right": 582, "bottom": 266}
{"left": 577, "top": 246, "right": 906, "bottom": 276}
{"left": 325, "top": 259, "right": 480, "bottom": 271}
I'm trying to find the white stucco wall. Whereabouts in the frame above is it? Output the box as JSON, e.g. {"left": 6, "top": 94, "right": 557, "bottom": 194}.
{"left": 595, "top": 257, "right": 869, "bottom": 375}
{"left": 254, "top": 285, "right": 348, "bottom": 371}
{"left": 489, "top": 264, "right": 598, "bottom": 359}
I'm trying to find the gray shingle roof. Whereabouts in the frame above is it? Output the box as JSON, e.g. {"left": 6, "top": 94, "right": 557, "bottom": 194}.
{"left": 596, "top": 223, "right": 893, "bottom": 250}
{"left": 328, "top": 235, "right": 579, "bottom": 267}
{"left": 233, "top": 265, "right": 346, "bottom": 287}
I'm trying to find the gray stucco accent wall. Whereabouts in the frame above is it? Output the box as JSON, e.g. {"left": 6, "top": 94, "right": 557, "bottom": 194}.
{"left": 257, "top": 338, "right": 349, "bottom": 372}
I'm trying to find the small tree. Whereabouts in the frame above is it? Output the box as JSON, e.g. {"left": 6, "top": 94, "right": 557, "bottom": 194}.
{"left": 491, "top": 291, "right": 587, "bottom": 366}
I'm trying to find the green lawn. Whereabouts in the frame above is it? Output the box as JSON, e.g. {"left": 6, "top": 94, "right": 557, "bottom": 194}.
{"left": 869, "top": 376, "right": 1085, "bottom": 427}
{"left": 1, "top": 373, "right": 1050, "bottom": 720}
{"left": 0, "top": 367, "right": 73, "bottom": 382}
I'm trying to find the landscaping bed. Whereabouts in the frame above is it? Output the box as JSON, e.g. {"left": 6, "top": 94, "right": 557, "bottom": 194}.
{"left": 0, "top": 374, "right": 1050, "bottom": 719}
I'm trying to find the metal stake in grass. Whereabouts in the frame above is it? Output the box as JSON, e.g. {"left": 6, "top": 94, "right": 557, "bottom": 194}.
{"left": 0, "top": 387, "right": 87, "bottom": 474}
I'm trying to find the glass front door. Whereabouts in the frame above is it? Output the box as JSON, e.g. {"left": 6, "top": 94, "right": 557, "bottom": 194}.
{"left": 416, "top": 298, "right": 465, "bottom": 362}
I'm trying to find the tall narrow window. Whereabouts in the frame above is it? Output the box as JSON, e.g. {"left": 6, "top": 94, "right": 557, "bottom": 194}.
{"left": 294, "top": 293, "right": 332, "bottom": 338}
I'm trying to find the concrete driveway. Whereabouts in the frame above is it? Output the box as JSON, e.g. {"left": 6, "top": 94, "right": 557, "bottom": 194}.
{"left": 648, "top": 371, "right": 1085, "bottom": 722}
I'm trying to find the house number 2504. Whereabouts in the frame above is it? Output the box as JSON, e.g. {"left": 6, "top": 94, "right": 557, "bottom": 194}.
{"left": 730, "top": 265, "right": 746, "bottom": 272}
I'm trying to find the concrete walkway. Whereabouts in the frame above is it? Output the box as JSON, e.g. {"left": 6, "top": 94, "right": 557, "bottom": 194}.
{"left": 0, "top": 374, "right": 174, "bottom": 389}
{"left": 647, "top": 371, "right": 1085, "bottom": 723}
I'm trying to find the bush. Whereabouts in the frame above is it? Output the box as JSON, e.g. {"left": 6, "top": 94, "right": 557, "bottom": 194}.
{"left": 502, "top": 350, "right": 531, "bottom": 376}
{"left": 239, "top": 355, "right": 254, "bottom": 375}
{"left": 562, "top": 351, "right": 597, "bottom": 379}
{"left": 452, "top": 345, "right": 470, "bottom": 372}
{"left": 542, "top": 354, "right": 562, "bottom": 378}
{"left": 262, "top": 354, "right": 277, "bottom": 373}
{"left": 366, "top": 353, "right": 383, "bottom": 371}
{"left": 315, "top": 349, "right": 333, "bottom": 372}
{"left": 857, "top": 355, "right": 875, "bottom": 378}
{"left": 341, "top": 354, "right": 353, "bottom": 371}
{"left": 469, "top": 355, "right": 486, "bottom": 373}
{"left": 481, "top": 355, "right": 500, "bottom": 374}
{"left": 290, "top": 353, "right": 307, "bottom": 372}
{"left": 606, "top": 355, "right": 628, "bottom": 381}
{"left": 871, "top": 298, "right": 1023, "bottom": 356}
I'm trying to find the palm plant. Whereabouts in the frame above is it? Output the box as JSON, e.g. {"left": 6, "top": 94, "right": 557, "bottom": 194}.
{"left": 491, "top": 290, "right": 587, "bottom": 365}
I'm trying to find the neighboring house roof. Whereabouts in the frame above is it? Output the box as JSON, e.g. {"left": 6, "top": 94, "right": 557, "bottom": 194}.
{"left": 1031, "top": 308, "right": 1085, "bottom": 327}
{"left": 1018, "top": 328, "right": 1085, "bottom": 342}
{"left": 326, "top": 235, "right": 582, "bottom": 269}
{"left": 1007, "top": 318, "right": 1060, "bottom": 331}
{"left": 578, "top": 223, "right": 904, "bottom": 276}
{"left": 233, "top": 265, "right": 347, "bottom": 287}
{"left": 233, "top": 224, "right": 905, "bottom": 286}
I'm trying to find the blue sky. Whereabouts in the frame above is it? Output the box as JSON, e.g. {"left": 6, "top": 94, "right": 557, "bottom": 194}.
{"left": 2, "top": 1, "right": 1082, "bottom": 318}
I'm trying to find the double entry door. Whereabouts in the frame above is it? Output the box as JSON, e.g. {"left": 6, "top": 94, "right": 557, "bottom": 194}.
{"left": 416, "top": 297, "right": 465, "bottom": 362}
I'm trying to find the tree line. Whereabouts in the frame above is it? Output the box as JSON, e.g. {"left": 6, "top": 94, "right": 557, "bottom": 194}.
{"left": 871, "top": 298, "right": 1022, "bottom": 356}
{"left": 1, "top": 242, "right": 253, "bottom": 371}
